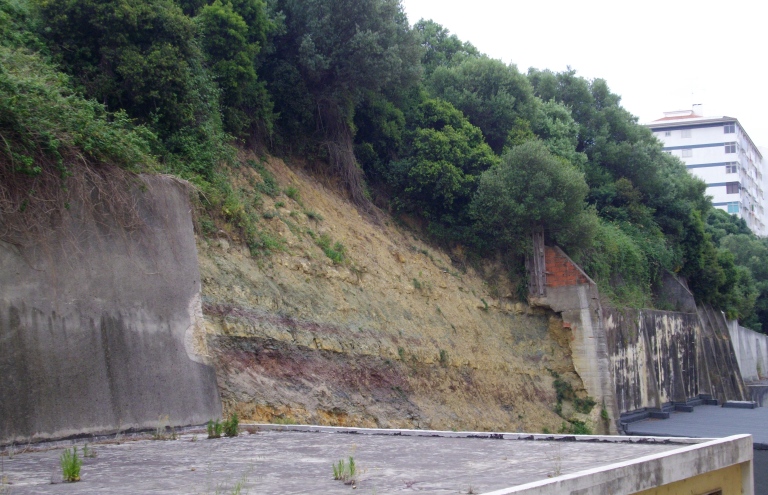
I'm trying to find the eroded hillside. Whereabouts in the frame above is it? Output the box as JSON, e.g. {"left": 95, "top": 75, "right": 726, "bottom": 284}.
{"left": 195, "top": 155, "right": 595, "bottom": 433}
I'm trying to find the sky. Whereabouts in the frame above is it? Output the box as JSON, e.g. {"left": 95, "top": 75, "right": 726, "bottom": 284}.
{"left": 399, "top": 0, "right": 768, "bottom": 147}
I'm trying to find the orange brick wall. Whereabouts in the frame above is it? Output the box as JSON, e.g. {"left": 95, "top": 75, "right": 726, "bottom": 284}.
{"left": 545, "top": 246, "right": 590, "bottom": 287}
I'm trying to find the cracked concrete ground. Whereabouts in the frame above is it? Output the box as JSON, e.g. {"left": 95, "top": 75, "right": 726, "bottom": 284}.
{"left": 0, "top": 426, "right": 687, "bottom": 495}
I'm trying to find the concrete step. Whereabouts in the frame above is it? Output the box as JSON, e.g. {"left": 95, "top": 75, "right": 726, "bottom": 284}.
{"left": 723, "top": 401, "right": 757, "bottom": 409}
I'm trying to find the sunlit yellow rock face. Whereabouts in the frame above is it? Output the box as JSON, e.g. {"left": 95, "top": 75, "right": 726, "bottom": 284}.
{"left": 196, "top": 155, "right": 597, "bottom": 434}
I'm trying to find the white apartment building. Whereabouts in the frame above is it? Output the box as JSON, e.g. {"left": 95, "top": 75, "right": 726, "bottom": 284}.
{"left": 645, "top": 106, "right": 767, "bottom": 236}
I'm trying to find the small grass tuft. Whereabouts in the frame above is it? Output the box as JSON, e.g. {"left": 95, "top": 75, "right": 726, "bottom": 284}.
{"left": 332, "top": 456, "right": 357, "bottom": 484}
{"left": 223, "top": 413, "right": 239, "bottom": 437}
{"left": 304, "top": 209, "right": 323, "bottom": 221}
{"left": 207, "top": 419, "right": 223, "bottom": 439}
{"left": 317, "top": 234, "right": 345, "bottom": 264}
{"left": 284, "top": 186, "right": 301, "bottom": 203}
{"left": 60, "top": 447, "right": 82, "bottom": 482}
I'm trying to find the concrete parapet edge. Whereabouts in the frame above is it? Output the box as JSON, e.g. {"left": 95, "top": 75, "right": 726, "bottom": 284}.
{"left": 481, "top": 434, "right": 753, "bottom": 495}
{"left": 250, "top": 423, "right": 710, "bottom": 444}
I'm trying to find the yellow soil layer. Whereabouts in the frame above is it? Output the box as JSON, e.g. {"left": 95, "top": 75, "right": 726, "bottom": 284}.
{"left": 197, "top": 154, "right": 599, "bottom": 433}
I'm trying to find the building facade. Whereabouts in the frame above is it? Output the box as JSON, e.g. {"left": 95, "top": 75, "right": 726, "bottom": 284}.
{"left": 645, "top": 107, "right": 767, "bottom": 236}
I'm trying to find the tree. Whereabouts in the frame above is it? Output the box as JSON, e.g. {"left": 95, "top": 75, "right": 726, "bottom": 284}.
{"left": 197, "top": 0, "right": 275, "bottom": 136}
{"left": 427, "top": 56, "right": 537, "bottom": 154}
{"left": 37, "top": 0, "right": 211, "bottom": 137}
{"left": 412, "top": 19, "right": 478, "bottom": 75}
{"left": 388, "top": 98, "right": 497, "bottom": 229}
{"left": 470, "top": 140, "right": 588, "bottom": 253}
{"left": 268, "top": 0, "right": 421, "bottom": 205}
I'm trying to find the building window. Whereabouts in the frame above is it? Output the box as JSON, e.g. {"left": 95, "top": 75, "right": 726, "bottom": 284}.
{"left": 727, "top": 202, "right": 739, "bottom": 213}
{"left": 724, "top": 123, "right": 735, "bottom": 134}
{"left": 681, "top": 129, "right": 692, "bottom": 138}
{"left": 725, "top": 143, "right": 736, "bottom": 153}
{"left": 682, "top": 149, "right": 693, "bottom": 157}
{"left": 664, "top": 131, "right": 672, "bottom": 136}
{"left": 726, "top": 163, "right": 737, "bottom": 174}
{"left": 726, "top": 182, "right": 740, "bottom": 194}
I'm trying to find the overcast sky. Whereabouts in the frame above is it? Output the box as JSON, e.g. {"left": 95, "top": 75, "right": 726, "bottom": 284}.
{"left": 400, "top": 0, "right": 767, "bottom": 147}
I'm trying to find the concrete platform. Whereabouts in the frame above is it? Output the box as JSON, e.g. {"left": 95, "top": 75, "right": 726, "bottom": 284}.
{"left": 626, "top": 404, "right": 767, "bottom": 495}
{"left": 625, "top": 404, "right": 768, "bottom": 447}
{"left": 0, "top": 426, "right": 698, "bottom": 494}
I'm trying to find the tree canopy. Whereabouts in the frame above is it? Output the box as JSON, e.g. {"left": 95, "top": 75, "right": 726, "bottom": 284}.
{"left": 2, "top": 1, "right": 766, "bottom": 332}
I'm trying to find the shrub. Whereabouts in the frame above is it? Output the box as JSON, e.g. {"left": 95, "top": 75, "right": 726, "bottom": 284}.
{"left": 284, "top": 186, "right": 300, "bottom": 202}
{"left": 60, "top": 447, "right": 82, "bottom": 482}
{"left": 317, "top": 234, "right": 345, "bottom": 264}
{"left": 207, "top": 419, "right": 223, "bottom": 439}
{"left": 573, "top": 396, "right": 596, "bottom": 414}
{"left": 223, "top": 412, "right": 239, "bottom": 437}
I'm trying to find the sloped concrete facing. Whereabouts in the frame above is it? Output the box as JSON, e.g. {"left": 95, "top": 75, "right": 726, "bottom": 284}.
{"left": 0, "top": 175, "right": 221, "bottom": 445}
{"left": 728, "top": 320, "right": 768, "bottom": 383}
{"left": 697, "top": 306, "right": 749, "bottom": 402}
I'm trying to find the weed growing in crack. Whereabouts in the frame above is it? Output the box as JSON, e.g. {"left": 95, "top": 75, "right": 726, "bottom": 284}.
{"left": 81, "top": 444, "right": 96, "bottom": 458}
{"left": 332, "top": 456, "right": 356, "bottom": 485}
{"left": 573, "top": 396, "right": 596, "bottom": 414}
{"left": 207, "top": 419, "right": 223, "bottom": 439}
{"left": 60, "top": 447, "right": 82, "bottom": 482}
{"left": 153, "top": 415, "right": 178, "bottom": 440}
{"left": 223, "top": 413, "right": 239, "bottom": 437}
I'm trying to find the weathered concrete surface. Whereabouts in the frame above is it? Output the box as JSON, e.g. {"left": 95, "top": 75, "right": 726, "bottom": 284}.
{"left": 697, "top": 306, "right": 749, "bottom": 402}
{"left": 605, "top": 305, "right": 747, "bottom": 414}
{"left": 728, "top": 321, "right": 768, "bottom": 383}
{"left": 529, "top": 247, "right": 618, "bottom": 434}
{"left": 606, "top": 308, "right": 701, "bottom": 411}
{"left": 0, "top": 427, "right": 703, "bottom": 495}
{"left": 0, "top": 175, "right": 221, "bottom": 445}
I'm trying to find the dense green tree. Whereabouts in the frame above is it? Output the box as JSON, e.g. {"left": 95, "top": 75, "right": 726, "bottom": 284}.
{"left": 470, "top": 140, "right": 588, "bottom": 253}
{"left": 37, "top": 0, "right": 212, "bottom": 137}
{"left": 197, "top": 0, "right": 275, "bottom": 136}
{"left": 413, "top": 19, "right": 478, "bottom": 75}
{"left": 267, "top": 0, "right": 421, "bottom": 204}
{"left": 388, "top": 98, "right": 497, "bottom": 228}
{"left": 428, "top": 56, "right": 538, "bottom": 153}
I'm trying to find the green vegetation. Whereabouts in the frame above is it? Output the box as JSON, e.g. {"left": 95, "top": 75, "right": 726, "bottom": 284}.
{"left": 316, "top": 234, "right": 345, "bottom": 264}
{"left": 270, "top": 416, "right": 297, "bottom": 425}
{"left": 2, "top": 0, "right": 766, "bottom": 332}
{"left": 60, "top": 447, "right": 82, "bottom": 482}
{"left": 223, "top": 413, "right": 239, "bottom": 437}
{"left": 332, "top": 456, "right": 357, "bottom": 484}
{"left": 207, "top": 419, "right": 223, "bottom": 439}
{"left": 573, "top": 396, "right": 596, "bottom": 415}
{"left": 439, "top": 349, "right": 449, "bottom": 366}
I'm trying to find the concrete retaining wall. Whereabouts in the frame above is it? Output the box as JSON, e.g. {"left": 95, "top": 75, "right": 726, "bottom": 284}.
{"left": 728, "top": 321, "right": 768, "bottom": 383}
{"left": 605, "top": 308, "right": 700, "bottom": 412}
{"left": 530, "top": 246, "right": 618, "bottom": 434}
{"left": 605, "top": 306, "right": 747, "bottom": 413}
{"left": 0, "top": 175, "right": 221, "bottom": 445}
{"left": 530, "top": 244, "right": 747, "bottom": 421}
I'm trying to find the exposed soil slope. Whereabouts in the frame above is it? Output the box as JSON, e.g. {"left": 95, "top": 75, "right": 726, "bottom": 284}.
{"left": 196, "top": 155, "right": 593, "bottom": 433}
